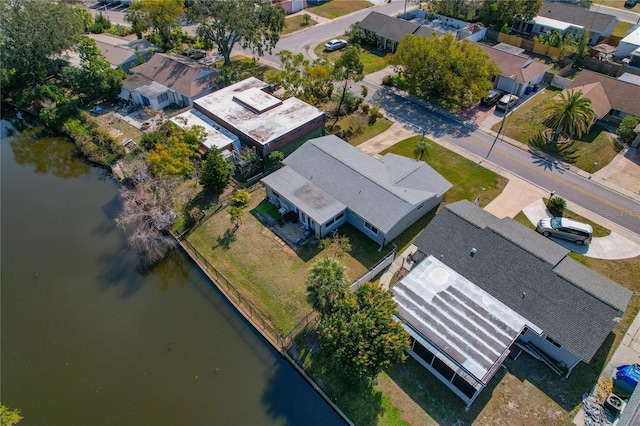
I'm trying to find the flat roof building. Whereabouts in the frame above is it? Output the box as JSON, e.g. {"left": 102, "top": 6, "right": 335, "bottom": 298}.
{"left": 194, "top": 77, "right": 326, "bottom": 156}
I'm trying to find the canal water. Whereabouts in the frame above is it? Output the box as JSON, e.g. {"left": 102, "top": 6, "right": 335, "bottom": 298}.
{"left": 0, "top": 115, "right": 344, "bottom": 425}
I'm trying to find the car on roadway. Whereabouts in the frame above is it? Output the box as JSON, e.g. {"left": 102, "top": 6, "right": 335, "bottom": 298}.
{"left": 536, "top": 217, "right": 593, "bottom": 245}
{"left": 324, "top": 39, "right": 347, "bottom": 52}
{"left": 481, "top": 89, "right": 503, "bottom": 106}
{"left": 496, "top": 94, "right": 519, "bottom": 111}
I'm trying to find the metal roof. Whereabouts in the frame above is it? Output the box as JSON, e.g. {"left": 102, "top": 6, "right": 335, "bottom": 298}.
{"left": 170, "top": 109, "right": 239, "bottom": 151}
{"left": 393, "top": 255, "right": 532, "bottom": 384}
{"left": 412, "top": 201, "right": 631, "bottom": 362}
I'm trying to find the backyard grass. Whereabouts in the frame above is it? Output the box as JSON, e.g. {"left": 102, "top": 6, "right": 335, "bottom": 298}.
{"left": 491, "top": 87, "right": 621, "bottom": 172}
{"left": 381, "top": 135, "right": 508, "bottom": 208}
{"left": 306, "top": 0, "right": 373, "bottom": 19}
{"left": 281, "top": 14, "right": 316, "bottom": 35}
{"left": 215, "top": 56, "right": 276, "bottom": 82}
{"left": 314, "top": 43, "right": 390, "bottom": 74}
{"left": 613, "top": 20, "right": 635, "bottom": 37}
{"left": 186, "top": 187, "right": 378, "bottom": 333}
{"left": 334, "top": 114, "right": 393, "bottom": 146}
{"left": 255, "top": 200, "right": 282, "bottom": 221}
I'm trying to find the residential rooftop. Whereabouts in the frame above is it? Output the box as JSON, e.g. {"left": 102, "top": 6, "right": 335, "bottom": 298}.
{"left": 413, "top": 200, "right": 631, "bottom": 363}
{"left": 193, "top": 77, "right": 325, "bottom": 147}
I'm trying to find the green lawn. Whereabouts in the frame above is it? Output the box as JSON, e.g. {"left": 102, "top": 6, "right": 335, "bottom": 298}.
{"left": 255, "top": 200, "right": 282, "bottom": 221}
{"left": 215, "top": 57, "right": 276, "bottom": 82}
{"left": 306, "top": 0, "right": 373, "bottom": 19}
{"left": 281, "top": 14, "right": 316, "bottom": 35}
{"left": 491, "top": 88, "right": 621, "bottom": 172}
{"left": 613, "top": 20, "right": 635, "bottom": 37}
{"left": 382, "top": 135, "right": 508, "bottom": 208}
{"left": 314, "top": 42, "right": 390, "bottom": 75}
{"left": 186, "top": 188, "right": 379, "bottom": 333}
{"left": 334, "top": 114, "right": 393, "bottom": 146}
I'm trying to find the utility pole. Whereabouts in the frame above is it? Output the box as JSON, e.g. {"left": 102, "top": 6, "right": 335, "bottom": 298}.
{"left": 487, "top": 75, "right": 518, "bottom": 158}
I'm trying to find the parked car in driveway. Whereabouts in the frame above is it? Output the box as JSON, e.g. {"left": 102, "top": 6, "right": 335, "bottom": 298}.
{"left": 496, "top": 94, "right": 519, "bottom": 111}
{"left": 481, "top": 89, "right": 503, "bottom": 106}
{"left": 324, "top": 39, "right": 347, "bottom": 52}
{"left": 184, "top": 48, "right": 206, "bottom": 59}
{"left": 536, "top": 217, "right": 593, "bottom": 245}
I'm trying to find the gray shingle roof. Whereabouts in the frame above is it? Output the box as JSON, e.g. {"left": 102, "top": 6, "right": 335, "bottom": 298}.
{"left": 412, "top": 200, "right": 631, "bottom": 362}
{"left": 358, "top": 11, "right": 421, "bottom": 43}
{"left": 538, "top": 1, "right": 617, "bottom": 34}
{"left": 280, "top": 135, "right": 452, "bottom": 233}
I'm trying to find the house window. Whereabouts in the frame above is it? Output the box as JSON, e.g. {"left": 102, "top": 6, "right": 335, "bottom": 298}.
{"left": 157, "top": 92, "right": 169, "bottom": 103}
{"left": 335, "top": 212, "right": 344, "bottom": 221}
{"left": 364, "top": 221, "right": 378, "bottom": 235}
{"left": 612, "top": 110, "right": 627, "bottom": 120}
{"left": 545, "top": 335, "right": 562, "bottom": 348}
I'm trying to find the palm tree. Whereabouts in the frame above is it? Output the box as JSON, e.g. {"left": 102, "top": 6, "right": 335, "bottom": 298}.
{"left": 414, "top": 138, "right": 430, "bottom": 161}
{"left": 542, "top": 89, "right": 595, "bottom": 143}
{"left": 306, "top": 258, "right": 348, "bottom": 314}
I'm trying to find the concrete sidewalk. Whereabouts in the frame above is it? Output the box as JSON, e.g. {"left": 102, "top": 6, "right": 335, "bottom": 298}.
{"left": 478, "top": 106, "right": 640, "bottom": 203}
{"left": 574, "top": 311, "right": 640, "bottom": 426}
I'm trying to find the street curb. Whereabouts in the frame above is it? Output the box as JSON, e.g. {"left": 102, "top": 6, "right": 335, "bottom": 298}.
{"left": 480, "top": 126, "right": 640, "bottom": 203}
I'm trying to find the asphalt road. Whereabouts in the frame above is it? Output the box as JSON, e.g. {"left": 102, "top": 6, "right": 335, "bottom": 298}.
{"left": 367, "top": 85, "right": 640, "bottom": 234}
{"left": 589, "top": 3, "right": 640, "bottom": 24}
{"left": 84, "top": 0, "right": 640, "bottom": 235}
{"left": 251, "top": 1, "right": 412, "bottom": 65}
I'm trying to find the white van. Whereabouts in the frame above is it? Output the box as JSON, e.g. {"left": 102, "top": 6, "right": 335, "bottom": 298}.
{"left": 536, "top": 217, "right": 593, "bottom": 245}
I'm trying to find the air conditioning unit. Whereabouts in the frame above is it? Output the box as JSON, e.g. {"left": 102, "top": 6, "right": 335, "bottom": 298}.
{"left": 604, "top": 393, "right": 626, "bottom": 416}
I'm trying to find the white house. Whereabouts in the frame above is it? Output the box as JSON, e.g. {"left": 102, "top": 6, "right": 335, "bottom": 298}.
{"left": 120, "top": 53, "right": 217, "bottom": 110}
{"left": 261, "top": 135, "right": 452, "bottom": 246}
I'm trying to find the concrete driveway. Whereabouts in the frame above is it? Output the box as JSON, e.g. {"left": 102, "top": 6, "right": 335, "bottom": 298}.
{"left": 522, "top": 199, "right": 640, "bottom": 260}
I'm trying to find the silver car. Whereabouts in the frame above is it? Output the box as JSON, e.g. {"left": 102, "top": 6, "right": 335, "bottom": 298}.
{"left": 536, "top": 217, "right": 593, "bottom": 245}
{"left": 496, "top": 94, "right": 519, "bottom": 111}
{"left": 324, "top": 39, "right": 347, "bottom": 52}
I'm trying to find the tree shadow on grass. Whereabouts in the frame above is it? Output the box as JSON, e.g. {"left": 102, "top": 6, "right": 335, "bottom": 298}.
{"left": 506, "top": 332, "right": 613, "bottom": 412}
{"left": 290, "top": 330, "right": 385, "bottom": 425}
{"left": 529, "top": 131, "right": 581, "bottom": 164}
{"left": 383, "top": 356, "right": 503, "bottom": 425}
{"left": 214, "top": 228, "right": 236, "bottom": 251}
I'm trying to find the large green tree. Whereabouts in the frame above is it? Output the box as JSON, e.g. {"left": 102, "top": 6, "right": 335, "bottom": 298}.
{"left": 389, "top": 33, "right": 498, "bottom": 111}
{"left": 61, "top": 36, "right": 126, "bottom": 102}
{"left": 199, "top": 149, "right": 235, "bottom": 193}
{"left": 480, "top": 0, "right": 542, "bottom": 26}
{"left": 127, "top": 0, "right": 184, "bottom": 50}
{"left": 0, "top": 0, "right": 85, "bottom": 86}
{"left": 542, "top": 89, "right": 595, "bottom": 142}
{"left": 306, "top": 257, "right": 348, "bottom": 314}
{"left": 319, "top": 282, "right": 410, "bottom": 381}
{"left": 267, "top": 50, "right": 335, "bottom": 106}
{"left": 190, "top": 0, "right": 285, "bottom": 66}
{"left": 332, "top": 46, "right": 364, "bottom": 124}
